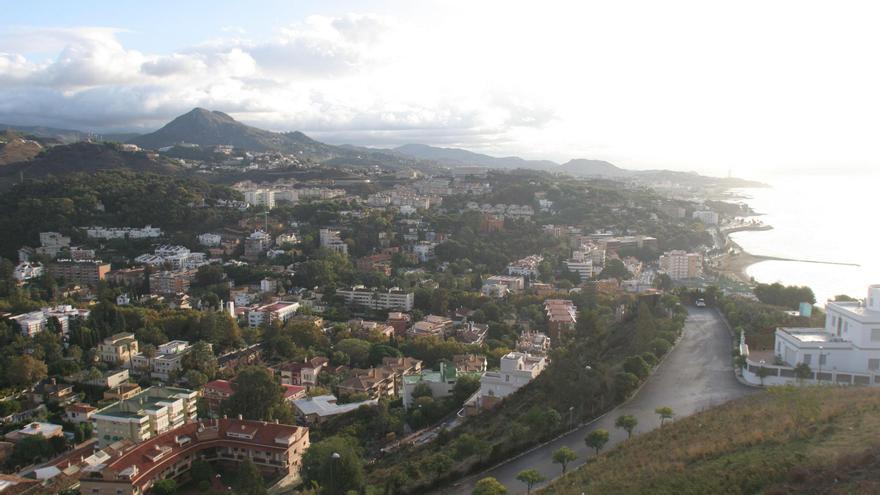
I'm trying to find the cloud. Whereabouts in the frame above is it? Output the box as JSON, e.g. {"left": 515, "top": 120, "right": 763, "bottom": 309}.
{"left": 0, "top": 14, "right": 555, "bottom": 152}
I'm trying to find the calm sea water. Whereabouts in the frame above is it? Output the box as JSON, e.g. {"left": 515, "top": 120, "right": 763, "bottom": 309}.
{"left": 728, "top": 173, "right": 880, "bottom": 305}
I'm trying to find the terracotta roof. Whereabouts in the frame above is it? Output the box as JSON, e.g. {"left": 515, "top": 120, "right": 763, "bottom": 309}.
{"left": 204, "top": 380, "right": 234, "bottom": 395}
{"left": 282, "top": 385, "right": 306, "bottom": 399}
{"left": 103, "top": 418, "right": 306, "bottom": 488}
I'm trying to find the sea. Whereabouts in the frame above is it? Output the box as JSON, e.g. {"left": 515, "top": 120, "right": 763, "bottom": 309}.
{"left": 728, "top": 172, "right": 880, "bottom": 306}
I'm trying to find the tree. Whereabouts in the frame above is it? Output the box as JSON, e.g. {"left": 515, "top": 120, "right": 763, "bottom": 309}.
{"left": 7, "top": 355, "right": 48, "bottom": 390}
{"left": 149, "top": 479, "right": 177, "bottom": 495}
{"left": 301, "top": 436, "right": 365, "bottom": 495}
{"left": 184, "top": 369, "right": 208, "bottom": 388}
{"left": 551, "top": 446, "right": 577, "bottom": 474}
{"left": 794, "top": 362, "right": 812, "bottom": 383}
{"left": 585, "top": 428, "right": 609, "bottom": 455}
{"left": 615, "top": 414, "right": 638, "bottom": 438}
{"left": 236, "top": 458, "right": 266, "bottom": 495}
{"left": 181, "top": 341, "right": 218, "bottom": 379}
{"left": 336, "top": 338, "right": 372, "bottom": 368}
{"left": 756, "top": 366, "right": 771, "bottom": 386}
{"left": 515, "top": 469, "right": 545, "bottom": 495}
{"left": 222, "top": 366, "right": 293, "bottom": 422}
{"left": 655, "top": 406, "right": 674, "bottom": 426}
{"left": 472, "top": 477, "right": 508, "bottom": 495}
{"left": 190, "top": 459, "right": 213, "bottom": 485}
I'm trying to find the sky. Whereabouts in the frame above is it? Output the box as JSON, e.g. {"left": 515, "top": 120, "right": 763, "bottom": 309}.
{"left": 2, "top": 0, "right": 880, "bottom": 177}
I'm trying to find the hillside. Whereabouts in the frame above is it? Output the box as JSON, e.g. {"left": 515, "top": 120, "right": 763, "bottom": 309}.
{"left": 393, "top": 143, "right": 558, "bottom": 170}
{"left": 558, "top": 158, "right": 629, "bottom": 177}
{"left": 0, "top": 130, "right": 44, "bottom": 165}
{"left": 129, "top": 108, "right": 420, "bottom": 169}
{"left": 0, "top": 142, "right": 179, "bottom": 180}
{"left": 539, "top": 387, "right": 880, "bottom": 495}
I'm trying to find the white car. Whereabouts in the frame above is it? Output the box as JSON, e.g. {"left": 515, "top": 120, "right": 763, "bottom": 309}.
{"left": 695, "top": 298, "right": 706, "bottom": 307}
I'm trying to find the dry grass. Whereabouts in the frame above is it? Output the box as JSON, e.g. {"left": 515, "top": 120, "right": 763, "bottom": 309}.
{"left": 539, "top": 387, "right": 880, "bottom": 495}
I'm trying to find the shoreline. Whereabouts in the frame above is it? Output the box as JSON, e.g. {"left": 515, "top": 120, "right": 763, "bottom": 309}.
{"left": 713, "top": 225, "right": 859, "bottom": 285}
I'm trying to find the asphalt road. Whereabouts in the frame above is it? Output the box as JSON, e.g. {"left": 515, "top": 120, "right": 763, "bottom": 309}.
{"left": 436, "top": 307, "right": 755, "bottom": 495}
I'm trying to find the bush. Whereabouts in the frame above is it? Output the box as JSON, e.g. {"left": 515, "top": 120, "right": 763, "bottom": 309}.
{"left": 623, "top": 356, "right": 651, "bottom": 379}
{"left": 651, "top": 338, "right": 672, "bottom": 358}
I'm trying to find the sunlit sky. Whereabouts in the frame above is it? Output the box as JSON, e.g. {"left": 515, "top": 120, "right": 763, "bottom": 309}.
{"left": 2, "top": 0, "right": 880, "bottom": 177}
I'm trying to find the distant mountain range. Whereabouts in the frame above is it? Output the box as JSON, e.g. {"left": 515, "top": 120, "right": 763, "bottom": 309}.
{"left": 0, "top": 108, "right": 765, "bottom": 186}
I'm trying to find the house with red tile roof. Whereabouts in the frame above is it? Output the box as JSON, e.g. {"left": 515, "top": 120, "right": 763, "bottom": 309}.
{"left": 203, "top": 380, "right": 306, "bottom": 417}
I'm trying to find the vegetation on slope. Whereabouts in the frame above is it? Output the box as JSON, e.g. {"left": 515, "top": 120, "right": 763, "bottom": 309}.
{"left": 539, "top": 387, "right": 880, "bottom": 495}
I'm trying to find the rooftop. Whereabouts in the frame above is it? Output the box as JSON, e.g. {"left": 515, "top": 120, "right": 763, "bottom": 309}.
{"left": 292, "top": 394, "right": 378, "bottom": 417}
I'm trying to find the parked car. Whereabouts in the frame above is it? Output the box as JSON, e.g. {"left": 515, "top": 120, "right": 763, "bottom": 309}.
{"left": 695, "top": 298, "right": 706, "bottom": 307}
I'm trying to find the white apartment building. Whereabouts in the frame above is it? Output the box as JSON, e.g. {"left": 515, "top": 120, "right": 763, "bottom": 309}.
{"left": 336, "top": 286, "right": 414, "bottom": 311}
{"left": 85, "top": 226, "right": 162, "bottom": 239}
{"left": 243, "top": 189, "right": 276, "bottom": 209}
{"left": 658, "top": 250, "right": 702, "bottom": 280}
{"left": 130, "top": 341, "right": 194, "bottom": 380}
{"left": 413, "top": 241, "right": 436, "bottom": 263}
{"left": 92, "top": 386, "right": 198, "bottom": 447}
{"left": 36, "top": 232, "right": 71, "bottom": 257}
{"left": 197, "top": 233, "right": 222, "bottom": 247}
{"left": 692, "top": 210, "right": 720, "bottom": 225}
{"left": 247, "top": 301, "right": 301, "bottom": 328}
{"left": 506, "top": 255, "right": 543, "bottom": 279}
{"left": 465, "top": 352, "right": 547, "bottom": 414}
{"left": 10, "top": 305, "right": 90, "bottom": 338}
{"left": 564, "top": 259, "right": 593, "bottom": 282}
{"left": 13, "top": 262, "right": 43, "bottom": 283}
{"left": 135, "top": 245, "right": 207, "bottom": 270}
{"left": 98, "top": 333, "right": 140, "bottom": 366}
{"left": 481, "top": 275, "right": 526, "bottom": 298}
{"left": 319, "top": 228, "right": 348, "bottom": 255}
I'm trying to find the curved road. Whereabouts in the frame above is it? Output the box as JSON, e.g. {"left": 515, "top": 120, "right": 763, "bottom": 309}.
{"left": 437, "top": 307, "right": 755, "bottom": 495}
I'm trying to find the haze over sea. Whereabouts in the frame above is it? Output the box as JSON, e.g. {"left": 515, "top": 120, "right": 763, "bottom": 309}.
{"left": 729, "top": 172, "right": 880, "bottom": 306}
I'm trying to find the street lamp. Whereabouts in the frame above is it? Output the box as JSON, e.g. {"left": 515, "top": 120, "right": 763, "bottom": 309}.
{"left": 818, "top": 346, "right": 824, "bottom": 383}
{"left": 330, "top": 452, "right": 341, "bottom": 493}
{"left": 568, "top": 406, "right": 575, "bottom": 430}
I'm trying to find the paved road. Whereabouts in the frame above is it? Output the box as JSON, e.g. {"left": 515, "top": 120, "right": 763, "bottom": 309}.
{"left": 437, "top": 307, "right": 755, "bottom": 495}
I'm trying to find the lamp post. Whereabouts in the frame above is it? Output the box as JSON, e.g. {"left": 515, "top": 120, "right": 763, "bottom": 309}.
{"left": 330, "top": 452, "right": 340, "bottom": 494}
{"left": 818, "top": 346, "right": 824, "bottom": 383}
{"left": 569, "top": 406, "right": 575, "bottom": 431}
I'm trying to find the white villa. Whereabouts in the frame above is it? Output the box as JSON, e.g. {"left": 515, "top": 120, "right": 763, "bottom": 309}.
{"left": 742, "top": 284, "right": 880, "bottom": 386}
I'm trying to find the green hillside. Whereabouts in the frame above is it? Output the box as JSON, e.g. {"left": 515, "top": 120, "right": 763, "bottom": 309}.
{"left": 540, "top": 387, "right": 880, "bottom": 495}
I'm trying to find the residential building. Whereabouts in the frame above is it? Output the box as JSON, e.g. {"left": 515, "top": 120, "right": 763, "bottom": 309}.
{"left": 9, "top": 305, "right": 89, "bottom": 338}
{"left": 197, "top": 233, "right": 222, "bottom": 247}
{"left": 336, "top": 286, "right": 414, "bottom": 311}
{"left": 244, "top": 230, "right": 272, "bottom": 260}
{"left": 130, "top": 341, "right": 194, "bottom": 381}
{"left": 247, "top": 301, "right": 300, "bottom": 328}
{"left": 409, "top": 315, "right": 454, "bottom": 338}
{"left": 79, "top": 418, "right": 309, "bottom": 495}
{"left": 5, "top": 422, "right": 63, "bottom": 443}
{"left": 659, "top": 250, "right": 702, "bottom": 280}
{"left": 85, "top": 225, "right": 162, "bottom": 239}
{"left": 692, "top": 210, "right": 720, "bottom": 225}
{"left": 386, "top": 312, "right": 411, "bottom": 337}
{"left": 545, "top": 299, "right": 577, "bottom": 340}
{"left": 136, "top": 245, "right": 206, "bottom": 270}
{"left": 319, "top": 228, "right": 348, "bottom": 255}
{"left": 742, "top": 285, "right": 880, "bottom": 386}
{"left": 564, "top": 258, "right": 593, "bottom": 282}
{"left": 517, "top": 331, "right": 552, "bottom": 356}
{"left": 481, "top": 275, "right": 525, "bottom": 297}
{"left": 401, "top": 362, "right": 483, "bottom": 408}
{"left": 98, "top": 333, "right": 139, "bottom": 366}
{"left": 65, "top": 403, "right": 97, "bottom": 425}
{"left": 356, "top": 253, "right": 392, "bottom": 276}
{"left": 12, "top": 261, "right": 43, "bottom": 283}
{"left": 36, "top": 232, "right": 71, "bottom": 258}
{"left": 465, "top": 352, "right": 548, "bottom": 415}
{"left": 203, "top": 380, "right": 305, "bottom": 416}
{"left": 29, "top": 378, "right": 75, "bottom": 405}
{"left": 106, "top": 267, "right": 146, "bottom": 287}
{"left": 77, "top": 369, "right": 130, "bottom": 389}
{"left": 149, "top": 270, "right": 195, "bottom": 296}
{"left": 453, "top": 354, "right": 488, "bottom": 373}
{"left": 412, "top": 241, "right": 436, "bottom": 263}
{"left": 92, "top": 386, "right": 198, "bottom": 447}
{"left": 292, "top": 395, "right": 378, "bottom": 424}
{"left": 48, "top": 259, "right": 111, "bottom": 285}
{"left": 506, "top": 255, "right": 543, "bottom": 279}
{"left": 337, "top": 357, "right": 422, "bottom": 399}
{"left": 275, "top": 357, "right": 329, "bottom": 388}
{"left": 456, "top": 321, "right": 489, "bottom": 345}
{"left": 244, "top": 189, "right": 276, "bottom": 209}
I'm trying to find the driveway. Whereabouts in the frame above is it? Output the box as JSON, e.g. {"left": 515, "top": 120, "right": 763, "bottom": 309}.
{"left": 436, "top": 307, "right": 755, "bottom": 494}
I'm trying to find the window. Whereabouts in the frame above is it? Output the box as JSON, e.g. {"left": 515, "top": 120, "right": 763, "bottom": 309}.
{"left": 819, "top": 353, "right": 827, "bottom": 366}
{"left": 803, "top": 354, "right": 812, "bottom": 366}
{"left": 869, "top": 359, "right": 880, "bottom": 371}
{"left": 871, "top": 329, "right": 880, "bottom": 342}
